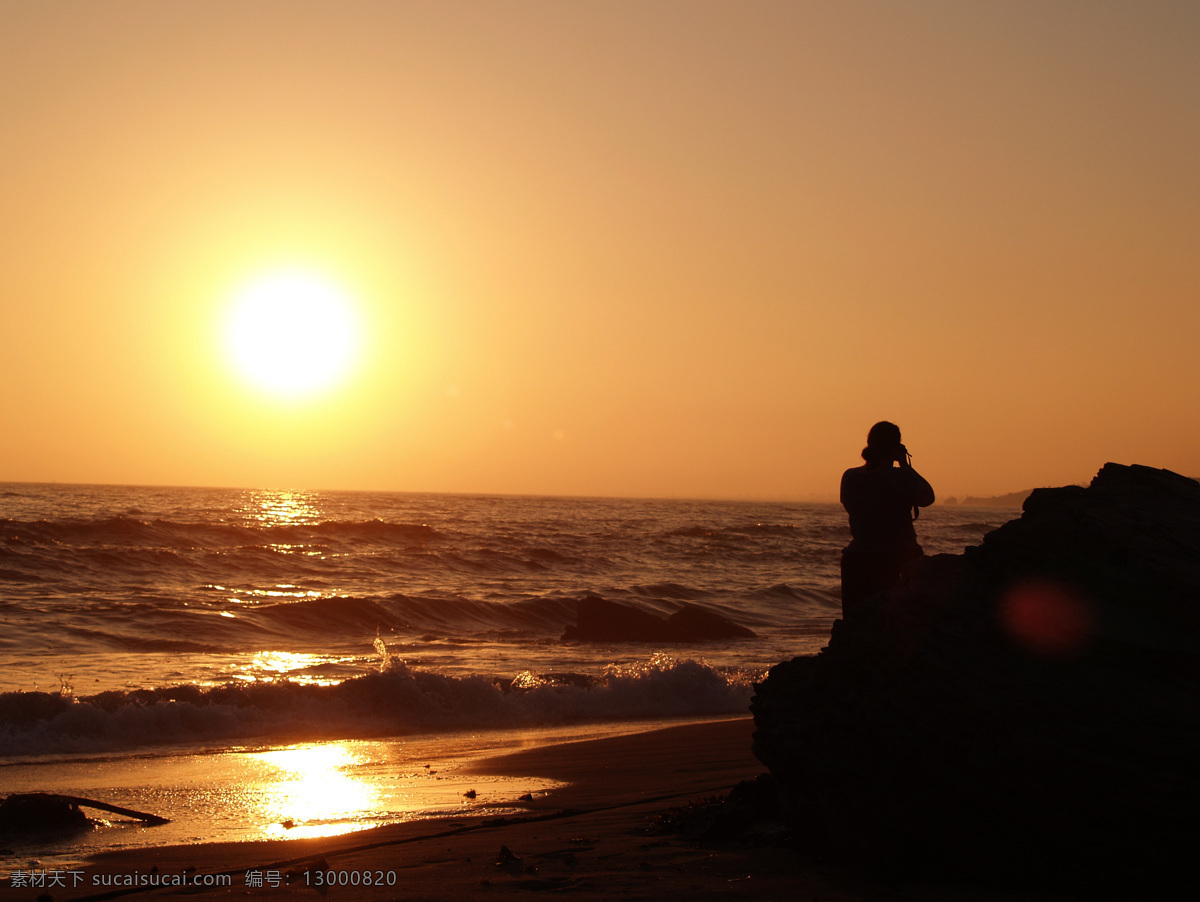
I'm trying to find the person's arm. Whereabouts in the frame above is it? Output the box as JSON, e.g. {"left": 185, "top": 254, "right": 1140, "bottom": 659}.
{"left": 897, "top": 446, "right": 935, "bottom": 507}
{"left": 903, "top": 465, "right": 935, "bottom": 508}
{"left": 839, "top": 469, "right": 853, "bottom": 509}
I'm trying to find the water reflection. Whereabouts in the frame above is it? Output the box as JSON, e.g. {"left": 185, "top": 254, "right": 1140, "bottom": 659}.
{"left": 238, "top": 489, "right": 323, "bottom": 527}
{"left": 235, "top": 650, "right": 351, "bottom": 686}
{"left": 256, "top": 743, "right": 381, "bottom": 839}
{"left": 0, "top": 735, "right": 568, "bottom": 867}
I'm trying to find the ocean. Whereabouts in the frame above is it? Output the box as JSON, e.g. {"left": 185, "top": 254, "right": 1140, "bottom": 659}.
{"left": 0, "top": 482, "right": 1013, "bottom": 866}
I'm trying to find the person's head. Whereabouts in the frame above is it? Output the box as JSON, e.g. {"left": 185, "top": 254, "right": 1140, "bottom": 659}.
{"left": 862, "top": 421, "right": 902, "bottom": 465}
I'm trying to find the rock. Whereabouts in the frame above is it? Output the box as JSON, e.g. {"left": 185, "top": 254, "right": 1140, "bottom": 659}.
{"left": 649, "top": 773, "right": 784, "bottom": 844}
{"left": 666, "top": 604, "right": 756, "bottom": 641}
{"left": 0, "top": 793, "right": 89, "bottom": 836}
{"left": 0, "top": 793, "right": 169, "bottom": 835}
{"left": 751, "top": 463, "right": 1200, "bottom": 892}
{"left": 495, "top": 844, "right": 523, "bottom": 874}
{"left": 563, "top": 596, "right": 674, "bottom": 642}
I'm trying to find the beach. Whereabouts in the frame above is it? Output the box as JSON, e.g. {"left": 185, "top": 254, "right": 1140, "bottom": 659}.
{"left": 4, "top": 718, "right": 822, "bottom": 901}
{"left": 3, "top": 717, "right": 1079, "bottom": 902}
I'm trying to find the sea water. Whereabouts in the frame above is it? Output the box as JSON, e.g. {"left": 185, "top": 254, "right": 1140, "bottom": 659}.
{"left": 0, "top": 483, "right": 1014, "bottom": 866}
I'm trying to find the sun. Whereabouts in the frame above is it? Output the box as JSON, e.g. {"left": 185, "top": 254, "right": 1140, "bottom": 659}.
{"left": 223, "top": 270, "right": 361, "bottom": 398}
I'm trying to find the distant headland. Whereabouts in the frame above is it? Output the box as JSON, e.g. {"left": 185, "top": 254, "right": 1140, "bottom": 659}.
{"left": 941, "top": 489, "right": 1041, "bottom": 508}
{"left": 943, "top": 473, "right": 1200, "bottom": 508}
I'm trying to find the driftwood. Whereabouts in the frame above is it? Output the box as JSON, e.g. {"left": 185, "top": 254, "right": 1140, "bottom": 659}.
{"left": 59, "top": 794, "right": 171, "bottom": 825}
{"left": 0, "top": 792, "right": 170, "bottom": 834}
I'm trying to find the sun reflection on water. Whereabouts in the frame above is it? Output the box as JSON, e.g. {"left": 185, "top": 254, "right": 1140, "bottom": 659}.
{"left": 230, "top": 650, "right": 351, "bottom": 686}
{"left": 240, "top": 489, "right": 323, "bottom": 527}
{"left": 218, "top": 490, "right": 336, "bottom": 617}
{"left": 255, "top": 743, "right": 381, "bottom": 839}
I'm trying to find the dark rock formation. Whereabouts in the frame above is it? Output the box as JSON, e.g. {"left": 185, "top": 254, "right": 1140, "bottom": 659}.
{"left": 0, "top": 793, "right": 169, "bottom": 838}
{"left": 666, "top": 603, "right": 757, "bottom": 641}
{"left": 562, "top": 597, "right": 755, "bottom": 642}
{"left": 752, "top": 463, "right": 1200, "bottom": 891}
{"left": 0, "top": 793, "right": 89, "bottom": 836}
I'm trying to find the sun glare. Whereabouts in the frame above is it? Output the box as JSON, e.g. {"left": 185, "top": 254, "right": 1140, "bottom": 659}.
{"left": 224, "top": 270, "right": 361, "bottom": 398}
{"left": 254, "top": 743, "right": 380, "bottom": 839}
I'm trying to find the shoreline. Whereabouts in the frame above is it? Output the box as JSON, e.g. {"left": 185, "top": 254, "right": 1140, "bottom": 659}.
{"left": 4, "top": 718, "right": 821, "bottom": 901}
{"left": 0, "top": 715, "right": 749, "bottom": 861}
{"left": 2, "top": 718, "right": 1069, "bottom": 901}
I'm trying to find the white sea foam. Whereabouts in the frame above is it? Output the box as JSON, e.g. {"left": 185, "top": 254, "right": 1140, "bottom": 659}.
{"left": 0, "top": 655, "right": 757, "bottom": 757}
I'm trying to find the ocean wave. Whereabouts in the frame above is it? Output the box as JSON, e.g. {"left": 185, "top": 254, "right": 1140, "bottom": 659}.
{"left": 0, "top": 655, "right": 755, "bottom": 757}
{"left": 725, "top": 523, "right": 801, "bottom": 536}
{"left": 662, "top": 523, "right": 804, "bottom": 539}
{"left": 0, "top": 516, "right": 441, "bottom": 550}
{"left": 629, "top": 582, "right": 708, "bottom": 600}
{"left": 742, "top": 582, "right": 837, "bottom": 603}
{"left": 0, "top": 585, "right": 773, "bottom": 657}
{"left": 252, "top": 593, "right": 581, "bottom": 636}
{"left": 0, "top": 568, "right": 39, "bottom": 583}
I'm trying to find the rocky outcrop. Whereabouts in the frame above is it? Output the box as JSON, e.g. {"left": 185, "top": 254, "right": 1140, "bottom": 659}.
{"left": 752, "top": 463, "right": 1200, "bottom": 891}
{"left": 0, "top": 793, "right": 89, "bottom": 836}
{"left": 0, "top": 792, "right": 168, "bottom": 837}
{"left": 562, "top": 597, "right": 756, "bottom": 642}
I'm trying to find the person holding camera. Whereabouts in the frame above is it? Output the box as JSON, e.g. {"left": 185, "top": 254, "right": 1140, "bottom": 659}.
{"left": 839, "top": 421, "right": 936, "bottom": 619}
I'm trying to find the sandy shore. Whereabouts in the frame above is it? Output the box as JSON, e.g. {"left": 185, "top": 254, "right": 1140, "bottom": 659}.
{"left": 2, "top": 719, "right": 1068, "bottom": 901}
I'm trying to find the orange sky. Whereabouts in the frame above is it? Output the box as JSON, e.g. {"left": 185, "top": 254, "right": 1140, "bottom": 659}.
{"left": 2, "top": 1, "right": 1197, "bottom": 501}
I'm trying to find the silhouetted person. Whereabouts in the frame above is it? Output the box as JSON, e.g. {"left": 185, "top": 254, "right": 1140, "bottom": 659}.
{"left": 839, "top": 421, "right": 935, "bottom": 619}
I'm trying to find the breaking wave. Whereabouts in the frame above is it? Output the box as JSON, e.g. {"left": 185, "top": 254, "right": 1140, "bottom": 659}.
{"left": 0, "top": 655, "right": 755, "bottom": 757}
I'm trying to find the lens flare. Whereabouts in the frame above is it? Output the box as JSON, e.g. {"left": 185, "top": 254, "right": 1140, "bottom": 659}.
{"left": 999, "top": 579, "right": 1093, "bottom": 656}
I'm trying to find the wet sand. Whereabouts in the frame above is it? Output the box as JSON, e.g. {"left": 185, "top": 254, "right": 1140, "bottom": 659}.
{"left": 3, "top": 719, "right": 1068, "bottom": 901}
{"left": 2, "top": 719, "right": 809, "bottom": 900}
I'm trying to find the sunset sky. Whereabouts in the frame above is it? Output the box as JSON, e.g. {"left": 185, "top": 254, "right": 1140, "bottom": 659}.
{"left": 2, "top": 0, "right": 1196, "bottom": 501}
